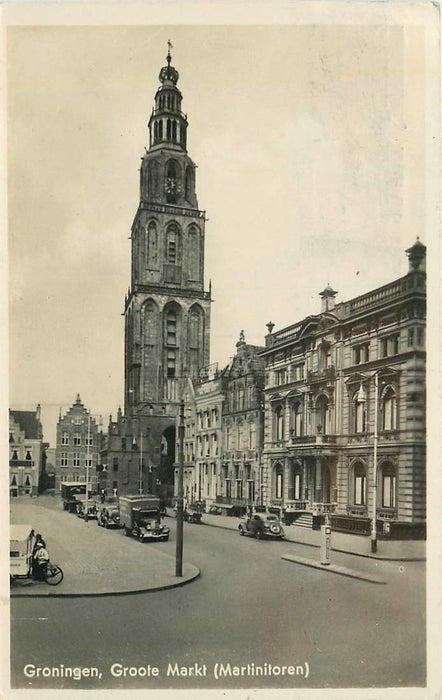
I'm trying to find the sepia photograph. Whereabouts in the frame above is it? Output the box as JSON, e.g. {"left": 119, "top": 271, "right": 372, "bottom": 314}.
{"left": 3, "top": 2, "right": 441, "bottom": 699}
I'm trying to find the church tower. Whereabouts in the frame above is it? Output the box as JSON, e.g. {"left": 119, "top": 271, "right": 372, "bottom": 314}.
{"left": 124, "top": 46, "right": 211, "bottom": 419}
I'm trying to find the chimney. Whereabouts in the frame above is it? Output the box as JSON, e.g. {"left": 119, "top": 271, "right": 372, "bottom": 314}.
{"left": 36, "top": 403, "right": 41, "bottom": 421}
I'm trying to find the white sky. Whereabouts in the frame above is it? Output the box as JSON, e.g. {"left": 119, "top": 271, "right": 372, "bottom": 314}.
{"left": 6, "top": 19, "right": 436, "bottom": 446}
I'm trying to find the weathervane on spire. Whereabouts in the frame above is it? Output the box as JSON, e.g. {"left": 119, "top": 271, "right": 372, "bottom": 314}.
{"left": 167, "top": 39, "right": 173, "bottom": 63}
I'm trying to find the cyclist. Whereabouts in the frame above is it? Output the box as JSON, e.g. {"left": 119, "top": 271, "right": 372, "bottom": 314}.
{"left": 33, "top": 541, "right": 49, "bottom": 580}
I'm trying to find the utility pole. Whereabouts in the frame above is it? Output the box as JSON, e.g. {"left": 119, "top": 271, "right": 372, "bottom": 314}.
{"left": 175, "top": 399, "right": 185, "bottom": 577}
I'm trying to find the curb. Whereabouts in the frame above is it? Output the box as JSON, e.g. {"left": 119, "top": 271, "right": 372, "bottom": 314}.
{"left": 281, "top": 554, "right": 386, "bottom": 584}
{"left": 200, "top": 520, "right": 425, "bottom": 562}
{"left": 10, "top": 566, "right": 200, "bottom": 599}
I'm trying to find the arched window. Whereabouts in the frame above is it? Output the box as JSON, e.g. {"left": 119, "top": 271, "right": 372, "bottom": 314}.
{"left": 316, "top": 395, "right": 328, "bottom": 434}
{"left": 291, "top": 401, "right": 303, "bottom": 436}
{"left": 153, "top": 121, "right": 158, "bottom": 143}
{"left": 288, "top": 464, "right": 302, "bottom": 500}
{"left": 158, "top": 120, "right": 163, "bottom": 139}
{"left": 275, "top": 463, "right": 284, "bottom": 500}
{"left": 166, "top": 119, "right": 171, "bottom": 140}
{"left": 382, "top": 386, "right": 397, "bottom": 431}
{"left": 274, "top": 405, "right": 284, "bottom": 441}
{"left": 353, "top": 462, "right": 366, "bottom": 506}
{"left": 353, "top": 391, "right": 366, "bottom": 433}
{"left": 318, "top": 341, "right": 331, "bottom": 371}
{"left": 381, "top": 462, "right": 397, "bottom": 508}
{"left": 172, "top": 121, "right": 177, "bottom": 142}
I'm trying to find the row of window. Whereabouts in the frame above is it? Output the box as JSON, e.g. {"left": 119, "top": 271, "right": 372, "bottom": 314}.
{"left": 227, "top": 386, "right": 258, "bottom": 412}
{"left": 272, "top": 386, "right": 398, "bottom": 440}
{"left": 225, "top": 423, "right": 257, "bottom": 450}
{"left": 272, "top": 462, "right": 396, "bottom": 509}
{"left": 60, "top": 432, "right": 94, "bottom": 446}
{"left": 269, "top": 328, "right": 425, "bottom": 383}
{"left": 10, "top": 450, "right": 33, "bottom": 460}
{"left": 60, "top": 453, "right": 94, "bottom": 467}
{"left": 196, "top": 408, "right": 219, "bottom": 429}
{"left": 152, "top": 118, "right": 186, "bottom": 148}
{"left": 157, "top": 93, "right": 180, "bottom": 111}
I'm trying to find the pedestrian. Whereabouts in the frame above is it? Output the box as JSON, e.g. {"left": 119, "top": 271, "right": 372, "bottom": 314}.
{"left": 33, "top": 541, "right": 49, "bottom": 581}
{"left": 100, "top": 488, "right": 105, "bottom": 504}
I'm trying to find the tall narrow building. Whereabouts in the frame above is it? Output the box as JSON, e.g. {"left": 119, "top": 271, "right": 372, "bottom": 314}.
{"left": 113, "top": 47, "right": 211, "bottom": 493}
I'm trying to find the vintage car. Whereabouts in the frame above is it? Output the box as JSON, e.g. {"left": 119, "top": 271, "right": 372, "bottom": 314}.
{"left": 97, "top": 506, "right": 122, "bottom": 529}
{"left": 208, "top": 504, "right": 223, "bottom": 515}
{"left": 238, "top": 512, "right": 285, "bottom": 539}
{"left": 130, "top": 517, "right": 170, "bottom": 542}
{"left": 76, "top": 501, "right": 98, "bottom": 520}
{"left": 183, "top": 501, "right": 204, "bottom": 523}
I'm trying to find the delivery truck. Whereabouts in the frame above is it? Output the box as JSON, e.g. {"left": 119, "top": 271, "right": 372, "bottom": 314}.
{"left": 61, "top": 481, "right": 87, "bottom": 513}
{"left": 119, "top": 494, "right": 170, "bottom": 542}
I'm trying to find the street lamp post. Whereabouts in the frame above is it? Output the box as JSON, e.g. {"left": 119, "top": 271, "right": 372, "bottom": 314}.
{"left": 139, "top": 432, "right": 143, "bottom": 495}
{"left": 357, "top": 373, "right": 379, "bottom": 553}
{"left": 371, "top": 372, "right": 379, "bottom": 553}
{"left": 84, "top": 413, "right": 101, "bottom": 523}
{"left": 85, "top": 414, "right": 91, "bottom": 522}
{"left": 175, "top": 399, "right": 185, "bottom": 577}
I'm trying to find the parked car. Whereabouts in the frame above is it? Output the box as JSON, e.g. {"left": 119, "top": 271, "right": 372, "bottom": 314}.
{"left": 129, "top": 518, "right": 170, "bottom": 542}
{"left": 208, "top": 504, "right": 222, "bottom": 515}
{"left": 238, "top": 512, "right": 285, "bottom": 539}
{"left": 76, "top": 501, "right": 98, "bottom": 520}
{"left": 97, "top": 506, "right": 122, "bottom": 529}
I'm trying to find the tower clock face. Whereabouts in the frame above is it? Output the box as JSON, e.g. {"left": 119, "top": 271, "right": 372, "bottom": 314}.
{"left": 164, "top": 177, "right": 182, "bottom": 195}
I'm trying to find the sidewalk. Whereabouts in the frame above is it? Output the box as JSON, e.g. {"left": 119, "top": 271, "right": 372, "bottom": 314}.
{"left": 193, "top": 511, "right": 426, "bottom": 561}
{"left": 10, "top": 497, "right": 199, "bottom": 598}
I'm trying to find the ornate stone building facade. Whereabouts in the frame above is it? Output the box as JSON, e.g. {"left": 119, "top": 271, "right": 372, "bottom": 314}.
{"left": 219, "top": 333, "right": 265, "bottom": 510}
{"left": 260, "top": 240, "right": 426, "bottom": 537}
{"left": 174, "top": 333, "right": 265, "bottom": 512}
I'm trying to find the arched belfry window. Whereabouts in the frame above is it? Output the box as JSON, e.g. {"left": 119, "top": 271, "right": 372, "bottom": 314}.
{"left": 166, "top": 224, "right": 182, "bottom": 264}
{"left": 166, "top": 309, "right": 177, "bottom": 346}
{"left": 382, "top": 385, "right": 397, "bottom": 431}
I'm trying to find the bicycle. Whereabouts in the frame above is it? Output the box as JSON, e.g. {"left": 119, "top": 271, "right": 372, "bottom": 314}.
{"left": 35, "top": 561, "right": 64, "bottom": 586}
